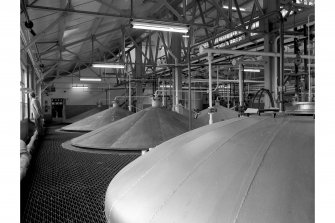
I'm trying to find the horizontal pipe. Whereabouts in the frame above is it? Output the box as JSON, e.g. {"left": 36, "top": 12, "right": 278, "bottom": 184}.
{"left": 184, "top": 79, "right": 264, "bottom": 83}
{"left": 203, "top": 48, "right": 315, "bottom": 59}
{"left": 40, "top": 58, "right": 232, "bottom": 67}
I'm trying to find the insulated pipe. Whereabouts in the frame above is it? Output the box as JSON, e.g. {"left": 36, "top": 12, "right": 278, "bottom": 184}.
{"left": 308, "top": 13, "right": 314, "bottom": 102}
{"left": 238, "top": 64, "right": 244, "bottom": 107}
{"left": 208, "top": 53, "right": 213, "bottom": 125}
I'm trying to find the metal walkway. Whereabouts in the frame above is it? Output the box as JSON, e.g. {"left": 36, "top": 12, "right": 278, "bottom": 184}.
{"left": 21, "top": 125, "right": 140, "bottom": 223}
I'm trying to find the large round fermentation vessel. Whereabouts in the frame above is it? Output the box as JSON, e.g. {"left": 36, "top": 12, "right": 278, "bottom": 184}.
{"left": 71, "top": 106, "right": 190, "bottom": 150}
{"left": 104, "top": 115, "right": 314, "bottom": 223}
{"left": 61, "top": 104, "right": 132, "bottom": 132}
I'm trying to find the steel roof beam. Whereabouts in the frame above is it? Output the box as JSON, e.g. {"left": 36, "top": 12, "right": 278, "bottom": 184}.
{"left": 93, "top": 0, "right": 121, "bottom": 15}
{"left": 39, "top": 26, "right": 122, "bottom": 56}
{"left": 37, "top": 63, "right": 58, "bottom": 83}
{"left": 163, "top": 0, "right": 184, "bottom": 21}
{"left": 26, "top": 5, "right": 212, "bottom": 28}
{"left": 22, "top": 12, "right": 67, "bottom": 51}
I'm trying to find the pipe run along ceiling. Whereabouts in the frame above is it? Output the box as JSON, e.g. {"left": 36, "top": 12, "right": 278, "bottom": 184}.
{"left": 104, "top": 115, "right": 314, "bottom": 223}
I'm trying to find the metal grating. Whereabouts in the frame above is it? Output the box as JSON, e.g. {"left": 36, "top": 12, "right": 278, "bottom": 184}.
{"left": 21, "top": 126, "right": 140, "bottom": 223}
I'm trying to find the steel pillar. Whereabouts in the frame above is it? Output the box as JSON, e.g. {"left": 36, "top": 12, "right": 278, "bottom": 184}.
{"left": 238, "top": 64, "right": 244, "bottom": 107}
{"left": 170, "top": 32, "right": 182, "bottom": 113}
{"left": 262, "top": 0, "right": 279, "bottom": 109}
{"left": 135, "top": 41, "right": 143, "bottom": 111}
{"left": 208, "top": 53, "right": 213, "bottom": 125}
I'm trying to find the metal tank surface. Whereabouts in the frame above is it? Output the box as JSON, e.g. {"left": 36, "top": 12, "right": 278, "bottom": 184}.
{"left": 65, "top": 106, "right": 107, "bottom": 123}
{"left": 61, "top": 103, "right": 132, "bottom": 132}
{"left": 197, "top": 104, "right": 239, "bottom": 124}
{"left": 104, "top": 115, "right": 314, "bottom": 223}
{"left": 70, "top": 105, "right": 190, "bottom": 150}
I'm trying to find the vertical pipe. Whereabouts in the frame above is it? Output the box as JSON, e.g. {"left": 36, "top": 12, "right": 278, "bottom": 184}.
{"left": 279, "top": 19, "right": 284, "bottom": 112}
{"left": 238, "top": 64, "right": 244, "bottom": 107}
{"left": 27, "top": 61, "right": 31, "bottom": 121}
{"left": 208, "top": 53, "right": 213, "bottom": 125}
{"left": 108, "top": 83, "right": 111, "bottom": 107}
{"left": 175, "top": 59, "right": 179, "bottom": 113}
{"left": 128, "top": 73, "right": 131, "bottom": 111}
{"left": 163, "top": 80, "right": 166, "bottom": 106}
{"left": 105, "top": 89, "right": 108, "bottom": 106}
{"left": 308, "top": 14, "right": 313, "bottom": 102}
{"left": 228, "top": 82, "right": 231, "bottom": 108}
{"left": 303, "top": 25, "right": 308, "bottom": 102}
{"left": 187, "top": 28, "right": 192, "bottom": 130}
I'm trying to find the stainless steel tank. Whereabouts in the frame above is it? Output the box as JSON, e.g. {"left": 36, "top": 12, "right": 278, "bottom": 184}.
{"left": 104, "top": 115, "right": 314, "bottom": 223}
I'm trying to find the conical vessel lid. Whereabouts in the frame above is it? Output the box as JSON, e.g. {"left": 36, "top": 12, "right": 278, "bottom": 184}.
{"left": 62, "top": 106, "right": 132, "bottom": 132}
{"left": 65, "top": 106, "right": 107, "bottom": 123}
{"left": 71, "top": 107, "right": 190, "bottom": 150}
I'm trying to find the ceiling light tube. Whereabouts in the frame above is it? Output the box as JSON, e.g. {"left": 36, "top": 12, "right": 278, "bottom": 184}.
{"left": 92, "top": 63, "right": 125, "bottom": 69}
{"left": 80, "top": 78, "right": 102, "bottom": 81}
{"left": 222, "top": 5, "right": 246, "bottom": 11}
{"left": 243, "top": 68, "right": 261, "bottom": 72}
{"left": 72, "top": 85, "right": 88, "bottom": 89}
{"left": 131, "top": 20, "right": 189, "bottom": 33}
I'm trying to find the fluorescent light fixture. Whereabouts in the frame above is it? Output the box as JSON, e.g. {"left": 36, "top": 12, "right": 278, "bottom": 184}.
{"left": 159, "top": 85, "right": 172, "bottom": 88}
{"left": 131, "top": 19, "right": 189, "bottom": 33}
{"left": 182, "top": 35, "right": 189, "bottom": 38}
{"left": 223, "top": 5, "right": 246, "bottom": 11}
{"left": 80, "top": 78, "right": 102, "bottom": 81}
{"left": 92, "top": 63, "right": 125, "bottom": 69}
{"left": 72, "top": 85, "right": 88, "bottom": 89}
{"left": 243, "top": 68, "right": 261, "bottom": 72}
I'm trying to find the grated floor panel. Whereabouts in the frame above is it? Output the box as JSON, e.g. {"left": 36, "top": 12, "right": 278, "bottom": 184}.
{"left": 21, "top": 126, "right": 140, "bottom": 223}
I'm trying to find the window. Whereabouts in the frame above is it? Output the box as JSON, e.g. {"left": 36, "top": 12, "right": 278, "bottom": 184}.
{"left": 20, "top": 66, "right": 28, "bottom": 120}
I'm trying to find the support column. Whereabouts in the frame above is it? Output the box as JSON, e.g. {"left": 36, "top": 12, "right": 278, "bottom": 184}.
{"left": 135, "top": 41, "right": 143, "bottom": 111}
{"left": 170, "top": 32, "right": 182, "bottom": 113}
{"left": 262, "top": 0, "right": 280, "bottom": 108}
{"left": 238, "top": 64, "right": 244, "bottom": 107}
{"left": 208, "top": 53, "right": 213, "bottom": 125}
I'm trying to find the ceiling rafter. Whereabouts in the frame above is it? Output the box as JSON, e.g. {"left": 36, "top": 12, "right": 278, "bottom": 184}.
{"left": 162, "top": 0, "right": 184, "bottom": 21}
{"left": 23, "top": 12, "right": 67, "bottom": 51}
{"left": 74, "top": 0, "right": 116, "bottom": 69}
{"left": 39, "top": 26, "right": 122, "bottom": 57}
{"left": 26, "top": 5, "right": 211, "bottom": 27}
{"left": 196, "top": 0, "right": 214, "bottom": 47}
